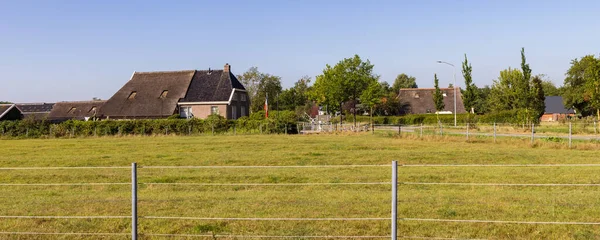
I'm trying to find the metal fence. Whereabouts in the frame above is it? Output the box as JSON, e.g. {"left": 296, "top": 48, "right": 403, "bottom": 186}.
{"left": 299, "top": 122, "right": 370, "bottom": 133}
{"left": 3, "top": 162, "right": 600, "bottom": 239}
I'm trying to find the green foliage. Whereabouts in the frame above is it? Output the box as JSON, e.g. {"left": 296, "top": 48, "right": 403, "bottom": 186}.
{"left": 530, "top": 76, "right": 546, "bottom": 120}
{"left": 517, "top": 47, "right": 532, "bottom": 109}
{"left": 462, "top": 54, "right": 477, "bottom": 113}
{"left": 0, "top": 101, "right": 12, "bottom": 104}
{"left": 563, "top": 55, "right": 600, "bottom": 117}
{"left": 251, "top": 74, "right": 282, "bottom": 113}
{"left": 432, "top": 74, "right": 445, "bottom": 112}
{"left": 489, "top": 68, "right": 524, "bottom": 112}
{"left": 310, "top": 54, "right": 378, "bottom": 123}
{"left": 473, "top": 86, "right": 491, "bottom": 114}
{"left": 541, "top": 79, "right": 561, "bottom": 96}
{"left": 391, "top": 73, "right": 417, "bottom": 93}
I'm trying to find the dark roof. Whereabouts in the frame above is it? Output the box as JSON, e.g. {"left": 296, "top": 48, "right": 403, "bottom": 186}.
{"left": 180, "top": 70, "right": 245, "bottom": 102}
{"left": 397, "top": 88, "right": 467, "bottom": 114}
{"left": 16, "top": 103, "right": 55, "bottom": 113}
{"left": 0, "top": 104, "right": 23, "bottom": 121}
{"left": 544, "top": 96, "right": 574, "bottom": 114}
{"left": 48, "top": 101, "right": 106, "bottom": 121}
{"left": 98, "top": 70, "right": 196, "bottom": 118}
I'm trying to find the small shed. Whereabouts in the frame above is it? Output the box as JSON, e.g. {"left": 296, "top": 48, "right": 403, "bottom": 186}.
{"left": 540, "top": 96, "right": 575, "bottom": 122}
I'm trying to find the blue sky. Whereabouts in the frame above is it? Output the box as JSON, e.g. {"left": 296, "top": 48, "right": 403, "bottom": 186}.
{"left": 1, "top": 0, "right": 599, "bottom": 102}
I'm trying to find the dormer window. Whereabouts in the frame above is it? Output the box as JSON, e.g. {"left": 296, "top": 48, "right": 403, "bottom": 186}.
{"left": 160, "top": 90, "right": 168, "bottom": 99}
{"left": 443, "top": 93, "right": 447, "bottom": 97}
{"left": 128, "top": 91, "right": 137, "bottom": 100}
{"left": 68, "top": 107, "right": 76, "bottom": 114}
{"left": 413, "top": 93, "right": 420, "bottom": 99}
{"left": 89, "top": 107, "right": 97, "bottom": 113}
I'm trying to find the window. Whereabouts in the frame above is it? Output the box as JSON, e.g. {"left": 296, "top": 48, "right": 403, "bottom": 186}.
{"left": 211, "top": 106, "right": 219, "bottom": 115}
{"left": 89, "top": 107, "right": 97, "bottom": 113}
{"left": 159, "top": 90, "right": 168, "bottom": 99}
{"left": 231, "top": 106, "right": 237, "bottom": 119}
{"left": 442, "top": 92, "right": 447, "bottom": 97}
{"left": 180, "top": 106, "right": 192, "bottom": 119}
{"left": 231, "top": 93, "right": 238, "bottom": 101}
{"left": 241, "top": 94, "right": 247, "bottom": 102}
{"left": 128, "top": 91, "right": 137, "bottom": 100}
{"left": 241, "top": 106, "right": 246, "bottom": 117}
{"left": 68, "top": 107, "right": 76, "bottom": 114}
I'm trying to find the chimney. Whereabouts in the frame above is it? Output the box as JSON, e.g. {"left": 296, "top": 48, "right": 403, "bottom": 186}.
{"left": 224, "top": 63, "right": 230, "bottom": 73}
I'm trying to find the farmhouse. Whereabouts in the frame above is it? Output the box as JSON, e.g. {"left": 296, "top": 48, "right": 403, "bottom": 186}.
{"left": 98, "top": 64, "right": 249, "bottom": 120}
{"left": 397, "top": 88, "right": 466, "bottom": 114}
{"left": 540, "top": 96, "right": 574, "bottom": 122}
{"left": 0, "top": 104, "right": 23, "bottom": 121}
{"left": 16, "top": 103, "right": 55, "bottom": 120}
{"left": 47, "top": 100, "right": 106, "bottom": 122}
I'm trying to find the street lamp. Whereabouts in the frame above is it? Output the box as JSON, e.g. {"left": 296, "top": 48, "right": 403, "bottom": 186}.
{"left": 436, "top": 60, "right": 457, "bottom": 127}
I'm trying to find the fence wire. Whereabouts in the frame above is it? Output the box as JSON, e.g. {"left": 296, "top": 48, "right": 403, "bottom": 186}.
{"left": 142, "top": 182, "right": 390, "bottom": 186}
{"left": 143, "top": 216, "right": 388, "bottom": 221}
{"left": 403, "top": 218, "right": 600, "bottom": 225}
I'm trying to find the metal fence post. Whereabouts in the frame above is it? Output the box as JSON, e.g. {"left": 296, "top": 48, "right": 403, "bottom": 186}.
{"left": 569, "top": 122, "right": 572, "bottom": 149}
{"left": 131, "top": 162, "right": 138, "bottom": 240}
{"left": 420, "top": 123, "right": 423, "bottom": 138}
{"left": 493, "top": 122, "right": 497, "bottom": 143}
{"left": 595, "top": 121, "right": 597, "bottom": 135}
{"left": 466, "top": 123, "right": 469, "bottom": 141}
{"left": 391, "top": 160, "right": 398, "bottom": 240}
{"left": 531, "top": 123, "right": 535, "bottom": 145}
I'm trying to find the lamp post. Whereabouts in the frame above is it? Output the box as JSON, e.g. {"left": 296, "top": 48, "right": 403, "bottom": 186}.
{"left": 437, "top": 61, "right": 457, "bottom": 127}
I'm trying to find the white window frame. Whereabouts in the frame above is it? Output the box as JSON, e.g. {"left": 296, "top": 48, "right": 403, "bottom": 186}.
{"left": 211, "top": 106, "right": 219, "bottom": 115}
{"left": 180, "top": 106, "right": 193, "bottom": 119}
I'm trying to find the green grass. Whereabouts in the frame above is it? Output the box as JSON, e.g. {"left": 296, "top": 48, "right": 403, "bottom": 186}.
{"left": 1, "top": 134, "right": 600, "bottom": 239}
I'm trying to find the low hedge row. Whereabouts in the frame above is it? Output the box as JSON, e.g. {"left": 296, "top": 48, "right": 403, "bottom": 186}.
{"left": 0, "top": 113, "right": 299, "bottom": 138}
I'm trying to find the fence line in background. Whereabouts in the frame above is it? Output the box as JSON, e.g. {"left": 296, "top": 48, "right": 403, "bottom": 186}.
{"left": 0, "top": 183, "right": 128, "bottom": 186}
{"left": 143, "top": 233, "right": 390, "bottom": 239}
{"left": 402, "top": 182, "right": 600, "bottom": 187}
{"left": 0, "top": 166, "right": 130, "bottom": 170}
{"left": 0, "top": 232, "right": 129, "bottom": 236}
{"left": 140, "top": 165, "right": 390, "bottom": 169}
{"left": 0, "top": 215, "right": 128, "bottom": 219}
{"left": 402, "top": 164, "right": 600, "bottom": 167}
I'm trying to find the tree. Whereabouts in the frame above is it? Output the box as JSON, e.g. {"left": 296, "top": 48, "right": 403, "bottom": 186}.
{"left": 250, "top": 73, "right": 283, "bottom": 113}
{"left": 563, "top": 55, "right": 599, "bottom": 116}
{"left": 237, "top": 67, "right": 262, "bottom": 107}
{"left": 462, "top": 54, "right": 477, "bottom": 114}
{"left": 360, "top": 81, "right": 384, "bottom": 127}
{"left": 473, "top": 86, "right": 491, "bottom": 114}
{"left": 391, "top": 74, "right": 417, "bottom": 93}
{"left": 540, "top": 78, "right": 561, "bottom": 96}
{"left": 516, "top": 47, "right": 532, "bottom": 109}
{"left": 278, "top": 76, "right": 312, "bottom": 115}
{"left": 311, "top": 54, "right": 378, "bottom": 126}
{"left": 583, "top": 57, "right": 600, "bottom": 119}
{"left": 433, "top": 74, "right": 445, "bottom": 112}
{"left": 380, "top": 81, "right": 392, "bottom": 95}
{"left": 0, "top": 101, "right": 11, "bottom": 104}
{"left": 488, "top": 68, "right": 523, "bottom": 112}
{"left": 530, "top": 76, "right": 546, "bottom": 120}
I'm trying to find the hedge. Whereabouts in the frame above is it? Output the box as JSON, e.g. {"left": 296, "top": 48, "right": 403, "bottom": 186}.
{"left": 0, "top": 111, "right": 300, "bottom": 139}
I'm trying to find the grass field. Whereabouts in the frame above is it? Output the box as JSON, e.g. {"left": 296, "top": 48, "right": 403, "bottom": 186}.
{"left": 1, "top": 134, "right": 600, "bottom": 239}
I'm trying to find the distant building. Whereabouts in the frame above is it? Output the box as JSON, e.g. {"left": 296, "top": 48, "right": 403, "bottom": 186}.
{"left": 98, "top": 64, "right": 249, "bottom": 120}
{"left": 540, "top": 96, "right": 574, "bottom": 122}
{"left": 0, "top": 104, "right": 23, "bottom": 121}
{"left": 47, "top": 100, "right": 106, "bottom": 122}
{"left": 16, "top": 103, "right": 54, "bottom": 120}
{"left": 397, "top": 88, "right": 466, "bottom": 114}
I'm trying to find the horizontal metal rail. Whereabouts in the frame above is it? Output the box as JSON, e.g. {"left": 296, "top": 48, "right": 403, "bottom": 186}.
{"left": 0, "top": 183, "right": 129, "bottom": 186}
{"left": 0, "top": 215, "right": 129, "bottom": 219}
{"left": 403, "top": 182, "right": 600, "bottom": 187}
{"left": 143, "top": 233, "right": 389, "bottom": 238}
{"left": 0, "top": 232, "right": 128, "bottom": 236}
{"left": 403, "top": 218, "right": 600, "bottom": 225}
{"left": 0, "top": 166, "right": 129, "bottom": 170}
{"left": 142, "top": 182, "right": 390, "bottom": 186}
{"left": 143, "top": 216, "right": 388, "bottom": 221}
{"left": 402, "top": 164, "right": 600, "bottom": 167}
{"left": 140, "top": 165, "right": 390, "bottom": 169}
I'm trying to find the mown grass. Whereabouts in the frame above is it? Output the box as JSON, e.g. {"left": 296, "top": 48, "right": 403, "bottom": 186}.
{"left": 1, "top": 134, "right": 600, "bottom": 239}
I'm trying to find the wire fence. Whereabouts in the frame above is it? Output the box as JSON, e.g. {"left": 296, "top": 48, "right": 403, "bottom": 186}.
{"left": 3, "top": 162, "right": 600, "bottom": 239}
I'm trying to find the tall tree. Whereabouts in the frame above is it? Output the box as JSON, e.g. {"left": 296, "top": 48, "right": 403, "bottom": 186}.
{"left": 237, "top": 67, "right": 262, "bottom": 105}
{"left": 530, "top": 76, "right": 546, "bottom": 121}
{"left": 391, "top": 74, "right": 417, "bottom": 93}
{"left": 563, "top": 55, "right": 599, "bottom": 116}
{"left": 584, "top": 57, "right": 600, "bottom": 119}
{"left": 473, "top": 86, "right": 491, "bottom": 114}
{"left": 488, "top": 68, "right": 523, "bottom": 112}
{"left": 540, "top": 78, "right": 561, "bottom": 96}
{"left": 433, "top": 74, "right": 445, "bottom": 112}
{"left": 516, "top": 47, "right": 532, "bottom": 109}
{"left": 250, "top": 73, "right": 283, "bottom": 113}
{"left": 462, "top": 54, "right": 477, "bottom": 114}
{"left": 360, "top": 81, "right": 384, "bottom": 128}
{"left": 311, "top": 54, "right": 378, "bottom": 126}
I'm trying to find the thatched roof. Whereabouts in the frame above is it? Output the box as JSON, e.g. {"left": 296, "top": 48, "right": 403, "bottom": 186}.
{"left": 180, "top": 69, "right": 245, "bottom": 102}
{"left": 99, "top": 70, "right": 195, "bottom": 119}
{"left": 0, "top": 104, "right": 22, "bottom": 121}
{"left": 398, "top": 88, "right": 466, "bottom": 114}
{"left": 16, "top": 103, "right": 55, "bottom": 120}
{"left": 99, "top": 64, "right": 245, "bottom": 119}
{"left": 48, "top": 100, "right": 106, "bottom": 121}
